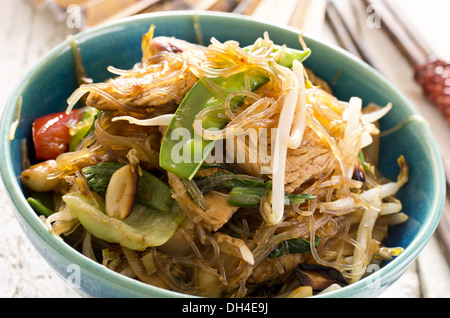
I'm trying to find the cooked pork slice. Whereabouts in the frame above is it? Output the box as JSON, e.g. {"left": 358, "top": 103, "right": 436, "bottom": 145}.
{"left": 235, "top": 127, "right": 336, "bottom": 193}
{"left": 167, "top": 172, "right": 239, "bottom": 232}
{"left": 85, "top": 37, "right": 202, "bottom": 116}
{"left": 283, "top": 127, "right": 336, "bottom": 193}
{"left": 214, "top": 232, "right": 254, "bottom": 265}
{"left": 85, "top": 61, "right": 197, "bottom": 115}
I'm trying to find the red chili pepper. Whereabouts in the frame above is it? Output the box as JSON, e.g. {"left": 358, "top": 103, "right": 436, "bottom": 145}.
{"left": 32, "top": 110, "right": 82, "bottom": 160}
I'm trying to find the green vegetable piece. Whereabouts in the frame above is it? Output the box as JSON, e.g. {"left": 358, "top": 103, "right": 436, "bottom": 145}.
{"left": 27, "top": 192, "right": 55, "bottom": 217}
{"left": 270, "top": 45, "right": 312, "bottom": 69}
{"left": 194, "top": 172, "right": 317, "bottom": 208}
{"left": 159, "top": 44, "right": 311, "bottom": 181}
{"left": 82, "top": 162, "right": 174, "bottom": 213}
{"left": 81, "top": 163, "right": 114, "bottom": 197}
{"left": 194, "top": 171, "right": 267, "bottom": 193}
{"left": 69, "top": 107, "right": 98, "bottom": 152}
{"left": 358, "top": 151, "right": 371, "bottom": 170}
{"left": 63, "top": 193, "right": 185, "bottom": 251}
{"left": 269, "top": 236, "right": 321, "bottom": 258}
{"left": 284, "top": 193, "right": 318, "bottom": 206}
{"left": 228, "top": 187, "right": 267, "bottom": 208}
{"left": 243, "top": 44, "right": 311, "bottom": 69}
{"left": 160, "top": 72, "right": 268, "bottom": 180}
{"left": 227, "top": 187, "right": 316, "bottom": 208}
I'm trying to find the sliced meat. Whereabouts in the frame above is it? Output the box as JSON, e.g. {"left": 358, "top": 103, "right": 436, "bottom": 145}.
{"left": 214, "top": 232, "right": 254, "bottom": 265}
{"left": 283, "top": 127, "right": 336, "bottom": 193}
{"left": 234, "top": 127, "right": 336, "bottom": 193}
{"left": 85, "top": 37, "right": 203, "bottom": 116}
{"left": 85, "top": 59, "right": 196, "bottom": 116}
{"left": 167, "top": 172, "right": 239, "bottom": 232}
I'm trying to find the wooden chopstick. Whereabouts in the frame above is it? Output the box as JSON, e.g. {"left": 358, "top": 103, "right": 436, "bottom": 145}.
{"left": 326, "top": 1, "right": 376, "bottom": 67}
{"left": 360, "top": 0, "right": 427, "bottom": 67}
{"left": 377, "top": 0, "right": 434, "bottom": 60}
{"left": 359, "top": 2, "right": 450, "bottom": 179}
{"left": 360, "top": 0, "right": 450, "bottom": 266}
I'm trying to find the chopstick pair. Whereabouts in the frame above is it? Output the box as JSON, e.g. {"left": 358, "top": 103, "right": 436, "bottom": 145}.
{"left": 325, "top": 0, "right": 376, "bottom": 67}
{"left": 326, "top": 0, "right": 450, "bottom": 266}
{"left": 359, "top": 0, "right": 450, "bottom": 265}
{"left": 361, "top": 0, "right": 450, "bottom": 124}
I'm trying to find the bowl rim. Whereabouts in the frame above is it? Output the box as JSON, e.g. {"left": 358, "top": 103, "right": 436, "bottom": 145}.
{"left": 0, "top": 10, "right": 446, "bottom": 298}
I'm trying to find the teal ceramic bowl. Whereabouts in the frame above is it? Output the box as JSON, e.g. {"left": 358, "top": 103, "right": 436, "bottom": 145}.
{"left": 0, "top": 11, "right": 445, "bottom": 298}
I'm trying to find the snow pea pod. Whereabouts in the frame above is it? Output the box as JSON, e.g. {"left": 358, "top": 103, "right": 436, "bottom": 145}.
{"left": 159, "top": 72, "right": 267, "bottom": 180}
{"left": 159, "top": 45, "right": 311, "bottom": 180}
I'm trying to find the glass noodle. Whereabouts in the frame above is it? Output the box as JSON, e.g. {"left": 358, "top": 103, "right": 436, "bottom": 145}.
{"left": 22, "top": 28, "right": 408, "bottom": 298}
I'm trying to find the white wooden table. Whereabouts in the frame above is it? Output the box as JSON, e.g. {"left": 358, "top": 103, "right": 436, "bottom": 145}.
{"left": 1, "top": 0, "right": 450, "bottom": 298}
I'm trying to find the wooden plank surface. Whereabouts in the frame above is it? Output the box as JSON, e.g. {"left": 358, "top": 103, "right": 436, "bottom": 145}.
{"left": 0, "top": 0, "right": 449, "bottom": 298}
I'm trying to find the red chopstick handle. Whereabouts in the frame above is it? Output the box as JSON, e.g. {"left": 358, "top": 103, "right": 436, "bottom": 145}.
{"left": 414, "top": 58, "right": 450, "bottom": 123}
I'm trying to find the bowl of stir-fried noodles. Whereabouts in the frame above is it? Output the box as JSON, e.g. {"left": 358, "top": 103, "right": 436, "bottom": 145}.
{"left": 0, "top": 11, "right": 445, "bottom": 298}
